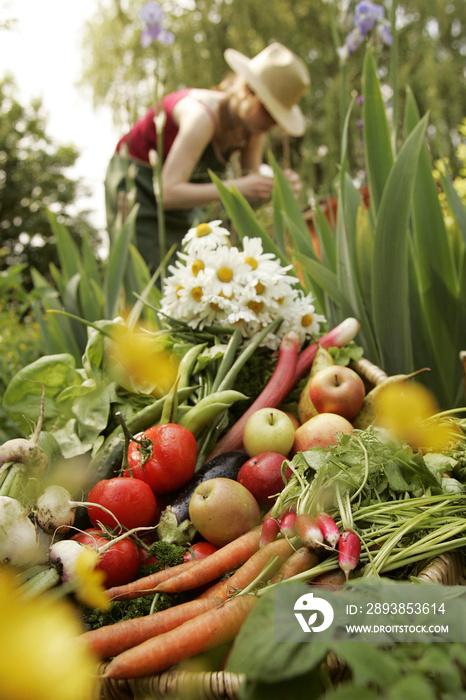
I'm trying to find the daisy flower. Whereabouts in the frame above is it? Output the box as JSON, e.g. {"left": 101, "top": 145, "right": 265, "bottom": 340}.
{"left": 279, "top": 290, "right": 326, "bottom": 345}
{"left": 183, "top": 220, "right": 231, "bottom": 256}
{"left": 169, "top": 268, "right": 213, "bottom": 322}
{"left": 241, "top": 236, "right": 281, "bottom": 277}
{"left": 159, "top": 221, "right": 327, "bottom": 347}
{"left": 205, "top": 245, "right": 250, "bottom": 298}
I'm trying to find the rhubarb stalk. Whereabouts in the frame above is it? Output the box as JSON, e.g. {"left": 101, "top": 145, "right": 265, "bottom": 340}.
{"left": 206, "top": 331, "right": 300, "bottom": 460}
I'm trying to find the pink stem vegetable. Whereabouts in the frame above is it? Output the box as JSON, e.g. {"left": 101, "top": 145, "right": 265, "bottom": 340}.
{"left": 292, "top": 317, "right": 361, "bottom": 385}
{"left": 206, "top": 331, "right": 301, "bottom": 460}
{"left": 316, "top": 512, "right": 340, "bottom": 548}
{"left": 295, "top": 514, "right": 324, "bottom": 549}
{"left": 338, "top": 531, "right": 361, "bottom": 579}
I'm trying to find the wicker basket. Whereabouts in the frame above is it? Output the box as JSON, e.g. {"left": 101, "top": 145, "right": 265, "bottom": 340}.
{"left": 97, "top": 552, "right": 465, "bottom": 700}
{"left": 98, "top": 358, "right": 465, "bottom": 700}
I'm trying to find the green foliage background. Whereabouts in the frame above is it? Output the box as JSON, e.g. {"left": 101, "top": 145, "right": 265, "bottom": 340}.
{"left": 79, "top": 0, "right": 466, "bottom": 196}
{"left": 0, "top": 76, "right": 99, "bottom": 285}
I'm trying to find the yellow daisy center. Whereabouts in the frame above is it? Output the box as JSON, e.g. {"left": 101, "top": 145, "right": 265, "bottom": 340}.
{"left": 191, "top": 286, "right": 203, "bottom": 302}
{"left": 191, "top": 259, "right": 204, "bottom": 276}
{"left": 245, "top": 256, "right": 258, "bottom": 270}
{"left": 175, "top": 285, "right": 183, "bottom": 298}
{"left": 301, "top": 313, "right": 314, "bottom": 327}
{"left": 220, "top": 290, "right": 234, "bottom": 300}
{"left": 276, "top": 296, "right": 285, "bottom": 305}
{"left": 196, "top": 223, "right": 212, "bottom": 237}
{"left": 255, "top": 281, "right": 266, "bottom": 295}
{"left": 248, "top": 300, "right": 264, "bottom": 313}
{"left": 217, "top": 266, "right": 233, "bottom": 283}
{"left": 210, "top": 302, "right": 222, "bottom": 312}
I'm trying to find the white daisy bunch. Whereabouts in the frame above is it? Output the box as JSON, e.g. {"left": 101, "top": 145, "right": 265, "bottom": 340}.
{"left": 160, "top": 220, "right": 326, "bottom": 349}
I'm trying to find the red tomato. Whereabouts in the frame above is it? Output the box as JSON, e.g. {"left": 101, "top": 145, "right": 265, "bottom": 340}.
{"left": 183, "top": 541, "right": 219, "bottom": 562}
{"left": 87, "top": 477, "right": 157, "bottom": 530}
{"left": 71, "top": 528, "right": 140, "bottom": 588}
{"left": 126, "top": 423, "right": 197, "bottom": 495}
{"left": 136, "top": 534, "right": 159, "bottom": 565}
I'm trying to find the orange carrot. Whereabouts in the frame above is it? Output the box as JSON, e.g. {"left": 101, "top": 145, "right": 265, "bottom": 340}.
{"left": 105, "top": 559, "right": 200, "bottom": 601}
{"left": 80, "top": 597, "right": 223, "bottom": 659}
{"left": 153, "top": 527, "right": 262, "bottom": 595}
{"left": 198, "top": 536, "right": 295, "bottom": 601}
{"left": 103, "top": 594, "right": 257, "bottom": 679}
{"left": 269, "top": 546, "right": 319, "bottom": 584}
{"left": 196, "top": 576, "right": 230, "bottom": 600}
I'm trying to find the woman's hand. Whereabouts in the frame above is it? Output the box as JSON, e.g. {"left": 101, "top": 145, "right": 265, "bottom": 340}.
{"left": 283, "top": 169, "right": 302, "bottom": 198}
{"left": 233, "top": 173, "right": 275, "bottom": 201}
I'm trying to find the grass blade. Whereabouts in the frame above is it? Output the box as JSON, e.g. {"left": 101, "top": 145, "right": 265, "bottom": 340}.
{"left": 371, "top": 114, "right": 429, "bottom": 375}
{"left": 362, "top": 48, "right": 394, "bottom": 214}
{"left": 104, "top": 204, "right": 139, "bottom": 319}
{"left": 210, "top": 171, "right": 288, "bottom": 266}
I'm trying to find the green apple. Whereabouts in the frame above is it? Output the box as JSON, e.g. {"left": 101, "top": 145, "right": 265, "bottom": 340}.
{"left": 293, "top": 412, "right": 354, "bottom": 453}
{"left": 242, "top": 407, "right": 296, "bottom": 457}
{"left": 188, "top": 477, "right": 261, "bottom": 547}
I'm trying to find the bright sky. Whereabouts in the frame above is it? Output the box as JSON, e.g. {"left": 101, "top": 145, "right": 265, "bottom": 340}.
{"left": 0, "top": 0, "right": 120, "bottom": 234}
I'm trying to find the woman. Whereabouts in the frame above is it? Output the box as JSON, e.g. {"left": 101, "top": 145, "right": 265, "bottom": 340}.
{"left": 105, "top": 42, "right": 310, "bottom": 272}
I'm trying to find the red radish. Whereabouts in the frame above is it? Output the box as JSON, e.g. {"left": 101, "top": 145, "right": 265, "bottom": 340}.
{"left": 259, "top": 518, "right": 280, "bottom": 548}
{"left": 316, "top": 512, "right": 340, "bottom": 548}
{"left": 206, "top": 331, "right": 300, "bottom": 460}
{"left": 279, "top": 511, "right": 297, "bottom": 539}
{"left": 183, "top": 542, "right": 218, "bottom": 562}
{"left": 295, "top": 514, "right": 324, "bottom": 549}
{"left": 293, "top": 318, "right": 361, "bottom": 385}
{"left": 338, "top": 531, "right": 361, "bottom": 579}
{"left": 87, "top": 477, "right": 157, "bottom": 531}
{"left": 72, "top": 528, "right": 140, "bottom": 588}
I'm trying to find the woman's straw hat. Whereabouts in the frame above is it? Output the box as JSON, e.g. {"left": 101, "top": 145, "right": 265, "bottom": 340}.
{"left": 224, "top": 42, "right": 310, "bottom": 136}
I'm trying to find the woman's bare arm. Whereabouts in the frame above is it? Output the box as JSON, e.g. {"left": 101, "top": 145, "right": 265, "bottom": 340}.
{"left": 161, "top": 99, "right": 274, "bottom": 210}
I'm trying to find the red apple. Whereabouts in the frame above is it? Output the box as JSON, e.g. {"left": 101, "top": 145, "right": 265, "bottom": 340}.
{"left": 188, "top": 477, "right": 261, "bottom": 547}
{"left": 308, "top": 365, "right": 365, "bottom": 420}
{"left": 284, "top": 411, "right": 300, "bottom": 431}
{"left": 237, "top": 452, "right": 293, "bottom": 506}
{"left": 242, "top": 407, "right": 296, "bottom": 457}
{"left": 293, "top": 413, "right": 354, "bottom": 453}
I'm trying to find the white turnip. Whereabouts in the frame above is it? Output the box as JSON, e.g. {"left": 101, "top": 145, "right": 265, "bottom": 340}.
{"left": 35, "top": 484, "right": 128, "bottom": 536}
{"left": 36, "top": 485, "right": 77, "bottom": 535}
{"left": 0, "top": 496, "right": 41, "bottom": 566}
{"left": 49, "top": 539, "right": 86, "bottom": 583}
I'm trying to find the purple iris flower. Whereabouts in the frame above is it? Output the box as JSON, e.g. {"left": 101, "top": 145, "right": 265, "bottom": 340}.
{"left": 139, "top": 1, "right": 164, "bottom": 25}
{"left": 354, "top": 1, "right": 384, "bottom": 36}
{"left": 345, "top": 27, "right": 364, "bottom": 54}
{"left": 139, "top": 1, "right": 175, "bottom": 47}
{"left": 377, "top": 22, "right": 393, "bottom": 47}
{"left": 343, "top": 0, "right": 393, "bottom": 55}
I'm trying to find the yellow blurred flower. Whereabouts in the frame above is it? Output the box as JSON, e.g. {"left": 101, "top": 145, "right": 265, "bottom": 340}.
{"left": 74, "top": 548, "right": 110, "bottom": 611}
{"left": 0, "top": 568, "right": 100, "bottom": 700}
{"left": 107, "top": 322, "right": 179, "bottom": 397}
{"left": 375, "top": 381, "right": 462, "bottom": 452}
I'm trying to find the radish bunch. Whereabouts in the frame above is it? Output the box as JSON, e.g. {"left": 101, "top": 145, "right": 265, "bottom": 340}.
{"left": 259, "top": 507, "right": 361, "bottom": 580}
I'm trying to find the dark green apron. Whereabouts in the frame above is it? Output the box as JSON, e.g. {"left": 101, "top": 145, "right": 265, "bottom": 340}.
{"left": 105, "top": 143, "right": 228, "bottom": 273}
